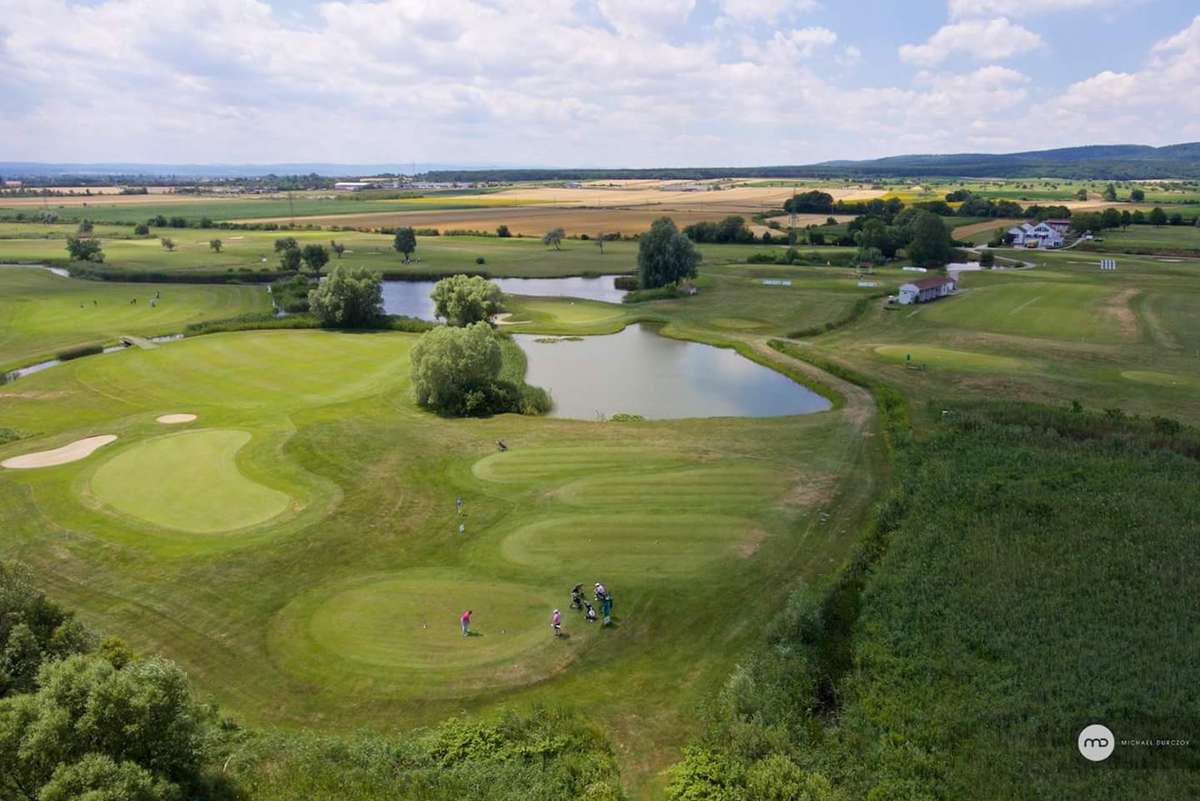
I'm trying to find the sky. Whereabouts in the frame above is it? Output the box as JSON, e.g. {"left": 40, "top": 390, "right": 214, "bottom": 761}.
{"left": 1, "top": 0, "right": 1198, "bottom": 168}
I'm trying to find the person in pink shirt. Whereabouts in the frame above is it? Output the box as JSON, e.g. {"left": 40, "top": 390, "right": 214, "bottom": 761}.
{"left": 460, "top": 609, "right": 471, "bottom": 637}
{"left": 551, "top": 608, "right": 562, "bottom": 637}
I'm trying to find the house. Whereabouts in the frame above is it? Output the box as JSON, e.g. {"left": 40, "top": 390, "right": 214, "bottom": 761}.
{"left": 1006, "top": 221, "right": 1064, "bottom": 249}
{"left": 1043, "top": 218, "right": 1071, "bottom": 235}
{"left": 333, "top": 181, "right": 371, "bottom": 191}
{"left": 897, "top": 275, "right": 957, "bottom": 305}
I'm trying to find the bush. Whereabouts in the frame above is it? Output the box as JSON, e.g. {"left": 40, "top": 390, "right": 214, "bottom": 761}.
{"left": 271, "top": 274, "right": 314, "bottom": 313}
{"left": 411, "top": 323, "right": 547, "bottom": 417}
{"left": 308, "top": 265, "right": 384, "bottom": 328}
{"left": 430, "top": 274, "right": 503, "bottom": 326}
{"left": 475, "top": 256, "right": 486, "bottom": 265}
{"left": 613, "top": 275, "right": 639, "bottom": 290}
{"left": 623, "top": 284, "right": 681, "bottom": 303}
{"left": 65, "top": 235, "right": 104, "bottom": 263}
{"left": 56, "top": 343, "right": 105, "bottom": 361}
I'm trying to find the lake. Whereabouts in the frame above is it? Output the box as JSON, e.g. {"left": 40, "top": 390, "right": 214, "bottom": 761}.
{"left": 382, "top": 275, "right": 626, "bottom": 319}
{"left": 514, "top": 324, "right": 831, "bottom": 420}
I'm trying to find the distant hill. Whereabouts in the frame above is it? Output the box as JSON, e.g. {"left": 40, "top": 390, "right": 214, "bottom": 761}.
{"left": 3, "top": 143, "right": 1199, "bottom": 182}
{"left": 807, "top": 143, "right": 1200, "bottom": 179}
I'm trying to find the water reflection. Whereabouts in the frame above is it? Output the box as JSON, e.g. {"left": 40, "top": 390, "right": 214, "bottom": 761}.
{"left": 382, "top": 276, "right": 626, "bottom": 319}
{"left": 514, "top": 324, "right": 831, "bottom": 420}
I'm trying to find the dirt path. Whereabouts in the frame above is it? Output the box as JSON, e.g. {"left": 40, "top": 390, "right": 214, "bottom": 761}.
{"left": 739, "top": 335, "right": 875, "bottom": 432}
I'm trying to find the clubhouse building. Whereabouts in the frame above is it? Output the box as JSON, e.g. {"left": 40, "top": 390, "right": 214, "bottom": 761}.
{"left": 897, "top": 274, "right": 957, "bottom": 305}
{"left": 1006, "top": 220, "right": 1067, "bottom": 249}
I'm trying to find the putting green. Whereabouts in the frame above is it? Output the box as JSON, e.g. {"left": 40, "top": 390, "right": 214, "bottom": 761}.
{"left": 875, "top": 344, "right": 1026, "bottom": 371}
{"left": 88, "top": 429, "right": 293, "bottom": 533}
{"left": 500, "top": 513, "right": 760, "bottom": 578}
{"left": 270, "top": 571, "right": 573, "bottom": 694}
{"left": 1121, "top": 370, "right": 1200, "bottom": 389}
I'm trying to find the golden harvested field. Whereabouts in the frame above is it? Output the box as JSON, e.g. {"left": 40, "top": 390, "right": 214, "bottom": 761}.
{"left": 489, "top": 183, "right": 885, "bottom": 208}
{"left": 243, "top": 205, "right": 784, "bottom": 236}
{"left": 951, "top": 218, "right": 1024, "bottom": 240}
{"left": 239, "top": 181, "right": 888, "bottom": 235}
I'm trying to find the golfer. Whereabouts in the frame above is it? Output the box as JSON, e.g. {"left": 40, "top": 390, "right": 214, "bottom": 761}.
{"left": 460, "top": 609, "right": 472, "bottom": 637}
{"left": 551, "top": 609, "right": 562, "bottom": 637}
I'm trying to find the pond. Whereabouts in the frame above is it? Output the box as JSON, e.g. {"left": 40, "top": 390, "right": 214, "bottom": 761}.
{"left": 382, "top": 275, "right": 626, "bottom": 319}
{"left": 513, "top": 324, "right": 831, "bottom": 420}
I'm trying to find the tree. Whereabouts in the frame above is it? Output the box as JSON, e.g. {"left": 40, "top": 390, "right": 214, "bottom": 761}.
{"left": 1148, "top": 207, "right": 1168, "bottom": 226}
{"left": 301, "top": 243, "right": 329, "bottom": 272}
{"left": 1101, "top": 207, "right": 1121, "bottom": 230}
{"left": 393, "top": 227, "right": 417, "bottom": 262}
{"left": 209, "top": 238, "right": 222, "bottom": 253}
{"left": 1075, "top": 188, "right": 1088, "bottom": 201}
{"left": 783, "top": 190, "right": 834, "bottom": 214}
{"left": 158, "top": 237, "right": 175, "bottom": 252}
{"left": 1130, "top": 187, "right": 1145, "bottom": 202}
{"left": 65, "top": 236, "right": 104, "bottom": 263}
{"left": 855, "top": 246, "right": 885, "bottom": 266}
{"left": 410, "top": 322, "right": 508, "bottom": 416}
{"left": 542, "top": 228, "right": 565, "bottom": 250}
{"left": 278, "top": 245, "right": 301, "bottom": 271}
{"left": 0, "top": 654, "right": 211, "bottom": 801}
{"left": 133, "top": 223, "right": 150, "bottom": 236}
{"left": 274, "top": 236, "right": 299, "bottom": 253}
{"left": 855, "top": 218, "right": 893, "bottom": 257}
{"left": 1120, "top": 210, "right": 1132, "bottom": 229}
{"left": 980, "top": 250, "right": 995, "bottom": 268}
{"left": 149, "top": 215, "right": 167, "bottom": 228}
{"left": 1102, "top": 183, "right": 1118, "bottom": 202}
{"left": 307, "top": 265, "right": 383, "bottom": 328}
{"left": 330, "top": 240, "right": 346, "bottom": 259}
{"left": 496, "top": 225, "right": 512, "bottom": 238}
{"left": 637, "top": 217, "right": 701, "bottom": 289}
{"left": 0, "top": 561, "right": 94, "bottom": 698}
{"left": 77, "top": 218, "right": 94, "bottom": 234}
{"left": 905, "top": 211, "right": 951, "bottom": 268}
{"left": 38, "top": 754, "right": 176, "bottom": 801}
{"left": 1132, "top": 210, "right": 1146, "bottom": 225}
{"left": 430, "top": 274, "right": 503, "bottom": 326}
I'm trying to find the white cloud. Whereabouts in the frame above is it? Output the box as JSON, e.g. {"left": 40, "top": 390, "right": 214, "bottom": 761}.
{"left": 0, "top": 1, "right": 1193, "bottom": 166}
{"left": 718, "top": 0, "right": 818, "bottom": 23}
{"left": 597, "top": 0, "right": 695, "bottom": 36}
{"left": 949, "top": 0, "right": 1122, "bottom": 18}
{"left": 899, "top": 17, "right": 1042, "bottom": 66}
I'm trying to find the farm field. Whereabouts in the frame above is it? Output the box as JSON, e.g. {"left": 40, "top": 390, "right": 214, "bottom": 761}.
{"left": 0, "top": 328, "right": 879, "bottom": 791}
{"left": 0, "top": 266, "right": 270, "bottom": 371}
{"left": 0, "top": 222, "right": 846, "bottom": 278}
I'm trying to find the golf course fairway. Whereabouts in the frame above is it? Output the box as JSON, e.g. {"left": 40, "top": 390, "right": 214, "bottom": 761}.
{"left": 0, "top": 325, "right": 877, "bottom": 791}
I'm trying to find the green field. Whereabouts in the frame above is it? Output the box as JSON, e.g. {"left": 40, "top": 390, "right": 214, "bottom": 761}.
{"left": 0, "top": 266, "right": 269, "bottom": 371}
{"left": 0, "top": 222, "right": 820, "bottom": 279}
{"left": 0, "top": 192, "right": 542, "bottom": 225}
{"left": 4, "top": 200, "right": 1200, "bottom": 799}
{"left": 0, "top": 327, "right": 878, "bottom": 791}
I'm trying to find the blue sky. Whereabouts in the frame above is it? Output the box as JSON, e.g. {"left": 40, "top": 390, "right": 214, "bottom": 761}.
{"left": 1, "top": 0, "right": 1198, "bottom": 167}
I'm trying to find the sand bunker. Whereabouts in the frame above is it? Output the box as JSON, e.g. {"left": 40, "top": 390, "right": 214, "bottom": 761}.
{"left": 2, "top": 435, "right": 118, "bottom": 469}
{"left": 156, "top": 413, "right": 197, "bottom": 424}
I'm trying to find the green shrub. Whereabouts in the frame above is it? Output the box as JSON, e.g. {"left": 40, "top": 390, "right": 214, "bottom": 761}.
{"left": 56, "top": 343, "right": 104, "bottom": 361}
